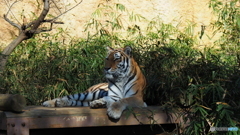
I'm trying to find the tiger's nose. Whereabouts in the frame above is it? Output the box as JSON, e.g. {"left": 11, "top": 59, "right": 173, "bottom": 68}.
{"left": 104, "top": 67, "right": 111, "bottom": 71}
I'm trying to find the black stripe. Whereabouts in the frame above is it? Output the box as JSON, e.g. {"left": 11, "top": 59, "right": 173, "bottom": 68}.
{"left": 98, "top": 89, "right": 108, "bottom": 98}
{"left": 70, "top": 101, "right": 74, "bottom": 106}
{"left": 78, "top": 93, "right": 81, "bottom": 101}
{"left": 109, "top": 88, "right": 119, "bottom": 97}
{"left": 98, "top": 90, "right": 103, "bottom": 98}
{"left": 108, "top": 79, "right": 121, "bottom": 93}
{"left": 82, "top": 93, "right": 89, "bottom": 101}
{"left": 124, "top": 68, "right": 136, "bottom": 89}
{"left": 124, "top": 57, "right": 129, "bottom": 73}
{"left": 125, "top": 83, "right": 136, "bottom": 96}
{"left": 92, "top": 91, "right": 97, "bottom": 101}
{"left": 111, "top": 97, "right": 118, "bottom": 102}
{"left": 80, "top": 101, "right": 83, "bottom": 106}
{"left": 103, "top": 91, "right": 108, "bottom": 97}
{"left": 131, "top": 89, "right": 139, "bottom": 96}
{"left": 67, "top": 95, "right": 72, "bottom": 100}
{"left": 124, "top": 73, "right": 135, "bottom": 88}
{"left": 74, "top": 101, "right": 77, "bottom": 106}
{"left": 112, "top": 95, "right": 120, "bottom": 98}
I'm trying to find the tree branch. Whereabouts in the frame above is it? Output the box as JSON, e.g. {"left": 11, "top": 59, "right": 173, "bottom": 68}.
{"left": 25, "top": 0, "right": 82, "bottom": 30}
{"left": 3, "top": 14, "right": 21, "bottom": 30}
{"left": 3, "top": 0, "right": 21, "bottom": 31}
{"left": 31, "top": 0, "right": 50, "bottom": 30}
{"left": 34, "top": 23, "right": 53, "bottom": 34}
{"left": 25, "top": 20, "right": 64, "bottom": 29}
{"left": 3, "top": 0, "right": 21, "bottom": 25}
{"left": 43, "top": 20, "right": 64, "bottom": 24}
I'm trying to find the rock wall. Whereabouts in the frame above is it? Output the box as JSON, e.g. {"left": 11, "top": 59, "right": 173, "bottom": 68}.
{"left": 0, "top": 0, "right": 218, "bottom": 48}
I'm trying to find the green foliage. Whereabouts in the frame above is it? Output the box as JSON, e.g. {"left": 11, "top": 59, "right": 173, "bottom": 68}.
{"left": 84, "top": 2, "right": 146, "bottom": 39}
{"left": 209, "top": 0, "right": 240, "bottom": 53}
{"left": 1, "top": 1, "right": 240, "bottom": 134}
{"left": 1, "top": 35, "right": 109, "bottom": 105}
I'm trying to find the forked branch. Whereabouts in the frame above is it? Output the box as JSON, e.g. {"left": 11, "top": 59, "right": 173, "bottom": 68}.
{"left": 0, "top": 0, "right": 84, "bottom": 73}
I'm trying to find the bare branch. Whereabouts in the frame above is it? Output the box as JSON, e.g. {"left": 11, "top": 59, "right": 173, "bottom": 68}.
{"left": 3, "top": 14, "right": 21, "bottom": 30}
{"left": 25, "top": 19, "right": 64, "bottom": 30}
{"left": 43, "top": 19, "right": 64, "bottom": 24}
{"left": 4, "top": 0, "right": 21, "bottom": 25}
{"left": 34, "top": 23, "right": 53, "bottom": 34}
{"left": 48, "top": 0, "right": 83, "bottom": 22}
{"left": 3, "top": 0, "right": 21, "bottom": 30}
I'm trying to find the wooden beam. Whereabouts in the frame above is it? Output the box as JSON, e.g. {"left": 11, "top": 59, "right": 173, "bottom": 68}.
{"left": 0, "top": 106, "right": 180, "bottom": 135}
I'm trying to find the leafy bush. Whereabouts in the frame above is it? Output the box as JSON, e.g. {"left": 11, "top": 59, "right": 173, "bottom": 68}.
{"left": 1, "top": 36, "right": 110, "bottom": 105}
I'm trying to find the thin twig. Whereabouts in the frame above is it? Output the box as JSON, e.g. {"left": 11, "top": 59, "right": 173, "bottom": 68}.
{"left": 3, "top": 0, "right": 21, "bottom": 30}
{"left": 43, "top": 20, "right": 64, "bottom": 24}
{"left": 4, "top": 0, "right": 17, "bottom": 16}
{"left": 4, "top": 0, "right": 21, "bottom": 25}
{"left": 51, "top": 0, "right": 62, "bottom": 14}
{"left": 34, "top": 23, "right": 53, "bottom": 34}
{"left": 47, "top": 0, "right": 83, "bottom": 22}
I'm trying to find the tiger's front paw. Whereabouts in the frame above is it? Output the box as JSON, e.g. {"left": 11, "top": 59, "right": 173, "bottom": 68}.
{"left": 107, "top": 102, "right": 125, "bottom": 119}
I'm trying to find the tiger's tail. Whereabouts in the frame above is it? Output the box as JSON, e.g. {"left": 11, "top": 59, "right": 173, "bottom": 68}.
{"left": 42, "top": 83, "right": 108, "bottom": 107}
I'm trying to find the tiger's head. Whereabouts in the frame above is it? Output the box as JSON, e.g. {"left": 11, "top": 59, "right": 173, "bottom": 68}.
{"left": 104, "top": 46, "right": 132, "bottom": 82}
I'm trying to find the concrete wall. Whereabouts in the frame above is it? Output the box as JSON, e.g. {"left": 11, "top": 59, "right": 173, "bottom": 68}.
{"left": 0, "top": 0, "right": 217, "bottom": 48}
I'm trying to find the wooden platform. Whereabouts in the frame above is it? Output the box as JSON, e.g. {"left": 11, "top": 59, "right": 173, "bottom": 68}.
{"left": 0, "top": 106, "right": 179, "bottom": 135}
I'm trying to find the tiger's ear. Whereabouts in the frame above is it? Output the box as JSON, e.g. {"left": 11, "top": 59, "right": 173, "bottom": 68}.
{"left": 124, "top": 46, "right": 132, "bottom": 56}
{"left": 106, "top": 46, "right": 114, "bottom": 53}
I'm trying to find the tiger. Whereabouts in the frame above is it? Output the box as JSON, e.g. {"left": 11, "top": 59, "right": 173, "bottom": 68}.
{"left": 42, "top": 46, "right": 147, "bottom": 119}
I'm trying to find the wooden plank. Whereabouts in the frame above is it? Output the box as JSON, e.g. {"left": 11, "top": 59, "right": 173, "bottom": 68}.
{"left": 27, "top": 111, "right": 173, "bottom": 129}
{"left": 0, "top": 106, "right": 178, "bottom": 130}
{"left": 6, "top": 118, "right": 29, "bottom": 135}
{"left": 4, "top": 106, "right": 107, "bottom": 118}
{"left": 3, "top": 106, "right": 174, "bottom": 119}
